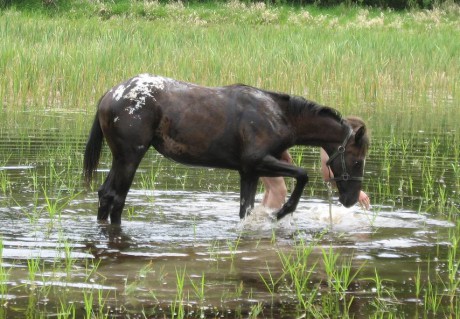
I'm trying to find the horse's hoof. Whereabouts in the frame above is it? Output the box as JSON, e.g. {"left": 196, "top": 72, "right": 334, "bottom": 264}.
{"left": 276, "top": 210, "right": 285, "bottom": 220}
{"left": 97, "top": 218, "right": 110, "bottom": 224}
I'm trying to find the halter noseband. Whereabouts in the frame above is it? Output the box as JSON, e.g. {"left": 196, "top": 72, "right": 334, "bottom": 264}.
{"left": 326, "top": 128, "right": 363, "bottom": 182}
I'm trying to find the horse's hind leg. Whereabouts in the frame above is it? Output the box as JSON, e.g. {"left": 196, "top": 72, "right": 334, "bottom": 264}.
{"left": 98, "top": 148, "right": 148, "bottom": 224}
{"left": 239, "top": 173, "right": 259, "bottom": 219}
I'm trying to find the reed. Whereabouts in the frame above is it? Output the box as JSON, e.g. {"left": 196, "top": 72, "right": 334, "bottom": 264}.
{"left": 171, "top": 266, "right": 187, "bottom": 319}
{"left": 445, "top": 227, "right": 460, "bottom": 306}
{"left": 26, "top": 257, "right": 40, "bottom": 288}
{"left": 248, "top": 302, "right": 263, "bottom": 319}
{"left": 424, "top": 278, "right": 443, "bottom": 315}
{"left": 258, "top": 261, "right": 280, "bottom": 298}
{"left": 95, "top": 288, "right": 110, "bottom": 319}
{"left": 82, "top": 289, "right": 94, "bottom": 319}
{"left": 0, "top": 239, "right": 9, "bottom": 299}
{"left": 57, "top": 299, "right": 76, "bottom": 319}
{"left": 43, "top": 188, "right": 76, "bottom": 221}
{"left": 0, "top": 170, "right": 9, "bottom": 195}
{"left": 321, "top": 247, "right": 365, "bottom": 298}
{"left": 414, "top": 266, "right": 422, "bottom": 301}
{"left": 189, "top": 272, "right": 206, "bottom": 314}
{"left": 226, "top": 235, "right": 241, "bottom": 264}
{"left": 366, "top": 268, "right": 398, "bottom": 314}
{"left": 277, "top": 237, "right": 321, "bottom": 314}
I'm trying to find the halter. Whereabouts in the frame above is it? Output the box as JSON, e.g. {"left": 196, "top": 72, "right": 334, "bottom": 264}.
{"left": 326, "top": 128, "right": 363, "bottom": 182}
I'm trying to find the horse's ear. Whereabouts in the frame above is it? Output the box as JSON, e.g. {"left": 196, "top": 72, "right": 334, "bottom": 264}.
{"left": 355, "top": 126, "right": 366, "bottom": 145}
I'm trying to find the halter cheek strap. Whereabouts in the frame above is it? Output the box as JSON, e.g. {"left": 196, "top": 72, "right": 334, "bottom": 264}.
{"left": 326, "top": 128, "right": 363, "bottom": 182}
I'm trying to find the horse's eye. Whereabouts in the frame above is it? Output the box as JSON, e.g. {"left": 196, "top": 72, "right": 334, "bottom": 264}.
{"left": 354, "top": 161, "right": 362, "bottom": 169}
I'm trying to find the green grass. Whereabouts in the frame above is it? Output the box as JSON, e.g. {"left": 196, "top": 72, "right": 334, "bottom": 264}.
{"left": 1, "top": 3, "right": 459, "bottom": 123}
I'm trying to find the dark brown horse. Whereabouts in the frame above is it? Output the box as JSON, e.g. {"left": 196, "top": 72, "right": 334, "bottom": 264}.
{"left": 84, "top": 74, "right": 369, "bottom": 224}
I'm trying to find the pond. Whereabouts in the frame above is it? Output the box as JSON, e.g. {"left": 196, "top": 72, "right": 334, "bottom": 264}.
{"left": 0, "top": 110, "right": 459, "bottom": 318}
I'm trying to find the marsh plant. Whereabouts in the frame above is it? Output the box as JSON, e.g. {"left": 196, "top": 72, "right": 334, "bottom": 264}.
{"left": 445, "top": 227, "right": 460, "bottom": 308}
{"left": 277, "top": 238, "right": 320, "bottom": 313}
{"left": 321, "top": 246, "right": 365, "bottom": 299}
{"left": 189, "top": 272, "right": 206, "bottom": 314}
{"left": 171, "top": 267, "right": 187, "bottom": 319}
{"left": 366, "top": 269, "right": 399, "bottom": 314}
{"left": 43, "top": 188, "right": 79, "bottom": 221}
{"left": 258, "top": 261, "right": 280, "bottom": 298}
{"left": 57, "top": 300, "right": 76, "bottom": 319}
{"left": 0, "top": 240, "right": 9, "bottom": 299}
{"left": 0, "top": 170, "right": 10, "bottom": 195}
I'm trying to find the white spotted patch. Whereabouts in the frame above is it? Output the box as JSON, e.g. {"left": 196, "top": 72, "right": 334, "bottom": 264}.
{"left": 113, "top": 85, "right": 125, "bottom": 101}
{"left": 123, "top": 74, "right": 173, "bottom": 115}
{"left": 114, "top": 116, "right": 120, "bottom": 123}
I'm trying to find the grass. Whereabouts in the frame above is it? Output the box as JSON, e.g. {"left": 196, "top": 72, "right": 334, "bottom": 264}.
{"left": 189, "top": 272, "right": 206, "bottom": 316}
{"left": 321, "top": 246, "right": 365, "bottom": 299}
{"left": 171, "top": 267, "right": 187, "bottom": 319}
{"left": 0, "top": 1, "right": 459, "bottom": 318}
{"left": 1, "top": 3, "right": 459, "bottom": 118}
{"left": 0, "top": 239, "right": 9, "bottom": 300}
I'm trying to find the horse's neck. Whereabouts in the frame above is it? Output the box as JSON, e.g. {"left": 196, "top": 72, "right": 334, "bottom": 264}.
{"left": 290, "top": 112, "right": 348, "bottom": 152}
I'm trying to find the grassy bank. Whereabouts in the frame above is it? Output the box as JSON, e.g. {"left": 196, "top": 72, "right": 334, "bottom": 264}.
{"left": 1, "top": 3, "right": 459, "bottom": 123}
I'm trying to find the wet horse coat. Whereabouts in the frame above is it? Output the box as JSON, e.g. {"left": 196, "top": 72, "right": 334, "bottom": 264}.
{"left": 84, "top": 74, "right": 369, "bottom": 224}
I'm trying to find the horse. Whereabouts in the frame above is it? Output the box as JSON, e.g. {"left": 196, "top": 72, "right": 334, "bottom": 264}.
{"left": 84, "top": 74, "right": 369, "bottom": 225}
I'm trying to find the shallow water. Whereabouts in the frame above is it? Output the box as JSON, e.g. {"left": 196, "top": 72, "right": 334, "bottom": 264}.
{"left": 0, "top": 190, "right": 454, "bottom": 317}
{"left": 0, "top": 112, "right": 459, "bottom": 318}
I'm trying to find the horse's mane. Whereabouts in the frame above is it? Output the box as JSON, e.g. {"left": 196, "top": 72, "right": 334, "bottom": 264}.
{"left": 286, "top": 95, "right": 344, "bottom": 124}
{"left": 232, "top": 85, "right": 344, "bottom": 125}
{"left": 265, "top": 92, "right": 369, "bottom": 154}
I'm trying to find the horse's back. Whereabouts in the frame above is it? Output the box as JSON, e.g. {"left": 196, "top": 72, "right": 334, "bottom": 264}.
{"left": 97, "top": 74, "right": 290, "bottom": 169}
{"left": 99, "top": 73, "right": 281, "bottom": 118}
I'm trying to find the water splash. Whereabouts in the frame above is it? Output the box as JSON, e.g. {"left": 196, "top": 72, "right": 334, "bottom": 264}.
{"left": 237, "top": 205, "right": 294, "bottom": 232}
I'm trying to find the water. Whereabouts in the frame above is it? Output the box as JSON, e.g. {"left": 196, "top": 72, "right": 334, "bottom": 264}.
{"left": 0, "top": 111, "right": 458, "bottom": 318}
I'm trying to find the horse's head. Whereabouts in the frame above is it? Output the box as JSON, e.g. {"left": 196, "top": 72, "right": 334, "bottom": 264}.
{"left": 326, "top": 119, "right": 369, "bottom": 208}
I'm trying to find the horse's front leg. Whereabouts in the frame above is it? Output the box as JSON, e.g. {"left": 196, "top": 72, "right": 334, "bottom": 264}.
{"left": 276, "top": 172, "right": 308, "bottom": 220}
{"left": 238, "top": 173, "right": 259, "bottom": 219}
{"left": 254, "top": 155, "right": 309, "bottom": 220}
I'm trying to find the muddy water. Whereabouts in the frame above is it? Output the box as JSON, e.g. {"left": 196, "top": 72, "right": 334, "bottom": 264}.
{"left": 0, "top": 111, "right": 458, "bottom": 318}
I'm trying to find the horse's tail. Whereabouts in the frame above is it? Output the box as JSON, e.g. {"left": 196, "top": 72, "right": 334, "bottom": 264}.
{"left": 83, "top": 110, "right": 104, "bottom": 184}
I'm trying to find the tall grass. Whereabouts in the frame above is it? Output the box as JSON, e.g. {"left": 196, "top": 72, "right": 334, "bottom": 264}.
{"left": 1, "top": 5, "right": 459, "bottom": 131}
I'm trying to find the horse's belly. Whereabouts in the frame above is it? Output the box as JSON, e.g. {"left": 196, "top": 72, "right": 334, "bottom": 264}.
{"left": 152, "top": 134, "right": 239, "bottom": 170}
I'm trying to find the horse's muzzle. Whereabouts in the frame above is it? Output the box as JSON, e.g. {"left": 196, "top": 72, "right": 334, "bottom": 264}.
{"left": 339, "top": 194, "right": 359, "bottom": 208}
